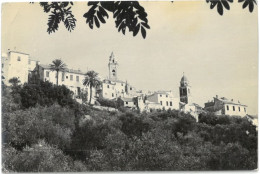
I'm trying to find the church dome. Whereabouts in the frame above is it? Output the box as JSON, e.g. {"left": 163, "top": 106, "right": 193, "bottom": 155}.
{"left": 180, "top": 74, "right": 189, "bottom": 86}
{"left": 181, "top": 75, "right": 188, "bottom": 82}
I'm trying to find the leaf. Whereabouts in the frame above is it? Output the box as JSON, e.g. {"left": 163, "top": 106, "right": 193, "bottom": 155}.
{"left": 97, "top": 11, "right": 106, "bottom": 23}
{"left": 141, "top": 22, "right": 150, "bottom": 29}
{"left": 249, "top": 1, "right": 254, "bottom": 12}
{"left": 217, "top": 2, "right": 224, "bottom": 15}
{"left": 238, "top": 0, "right": 244, "bottom": 2}
{"left": 141, "top": 26, "right": 146, "bottom": 39}
{"left": 221, "top": 0, "right": 230, "bottom": 10}
{"left": 242, "top": 0, "right": 249, "bottom": 8}
{"left": 133, "top": 24, "right": 140, "bottom": 37}
{"left": 210, "top": 2, "right": 217, "bottom": 9}
{"left": 99, "top": 6, "right": 109, "bottom": 19}
{"left": 94, "top": 16, "right": 100, "bottom": 28}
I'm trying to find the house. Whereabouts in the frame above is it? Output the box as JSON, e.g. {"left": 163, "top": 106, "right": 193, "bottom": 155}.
{"left": 2, "top": 50, "right": 38, "bottom": 85}
{"left": 118, "top": 97, "right": 136, "bottom": 108}
{"left": 204, "top": 95, "right": 248, "bottom": 117}
{"left": 35, "top": 64, "right": 97, "bottom": 104}
{"left": 146, "top": 91, "right": 179, "bottom": 110}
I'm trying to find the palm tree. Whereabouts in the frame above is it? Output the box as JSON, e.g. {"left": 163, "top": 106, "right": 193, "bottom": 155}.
{"left": 83, "top": 71, "right": 101, "bottom": 105}
{"left": 49, "top": 59, "right": 66, "bottom": 86}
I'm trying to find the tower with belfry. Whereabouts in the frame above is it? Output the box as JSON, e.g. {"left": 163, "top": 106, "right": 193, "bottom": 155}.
{"left": 108, "top": 52, "right": 118, "bottom": 81}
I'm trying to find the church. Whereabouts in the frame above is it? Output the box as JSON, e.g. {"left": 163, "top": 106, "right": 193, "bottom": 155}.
{"left": 99, "top": 52, "right": 137, "bottom": 100}
{"left": 178, "top": 74, "right": 204, "bottom": 121}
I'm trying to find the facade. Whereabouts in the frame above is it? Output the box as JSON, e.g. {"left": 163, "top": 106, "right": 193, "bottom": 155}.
{"left": 36, "top": 64, "right": 96, "bottom": 103}
{"left": 2, "top": 50, "right": 38, "bottom": 85}
{"left": 146, "top": 91, "right": 179, "bottom": 110}
{"left": 119, "top": 97, "right": 136, "bottom": 108}
{"left": 204, "top": 95, "right": 248, "bottom": 117}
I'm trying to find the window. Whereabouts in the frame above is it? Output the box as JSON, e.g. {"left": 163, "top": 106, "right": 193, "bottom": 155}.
{"left": 160, "top": 101, "right": 162, "bottom": 105}
{"left": 170, "top": 102, "right": 172, "bottom": 106}
{"left": 2, "top": 64, "right": 4, "bottom": 68}
{"left": 17, "top": 56, "right": 21, "bottom": 61}
{"left": 112, "top": 93, "right": 114, "bottom": 97}
{"left": 244, "top": 108, "right": 246, "bottom": 112}
{"left": 70, "top": 75, "right": 73, "bottom": 81}
{"left": 76, "top": 76, "right": 79, "bottom": 82}
{"left": 107, "top": 85, "right": 109, "bottom": 88}
{"left": 238, "top": 107, "right": 240, "bottom": 112}
{"left": 233, "top": 106, "right": 235, "bottom": 111}
{"left": 121, "top": 83, "right": 123, "bottom": 86}
{"left": 166, "top": 101, "right": 168, "bottom": 106}
{"left": 166, "top": 95, "right": 168, "bottom": 98}
{"left": 226, "top": 105, "right": 229, "bottom": 111}
{"left": 46, "top": 71, "right": 49, "bottom": 77}
{"left": 160, "top": 94, "right": 162, "bottom": 97}
{"left": 130, "top": 87, "right": 132, "bottom": 90}
{"left": 126, "top": 101, "right": 128, "bottom": 104}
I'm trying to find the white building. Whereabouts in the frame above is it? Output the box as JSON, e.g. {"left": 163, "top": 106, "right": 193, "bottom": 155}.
{"left": 204, "top": 95, "right": 248, "bottom": 117}
{"left": 146, "top": 91, "right": 179, "bottom": 110}
{"left": 35, "top": 64, "right": 97, "bottom": 104}
{"left": 100, "top": 52, "right": 137, "bottom": 100}
{"left": 2, "top": 50, "right": 38, "bottom": 85}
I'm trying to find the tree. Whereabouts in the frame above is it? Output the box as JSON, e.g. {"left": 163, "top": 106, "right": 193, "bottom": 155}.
{"left": 83, "top": 71, "right": 101, "bottom": 105}
{"left": 36, "top": 1, "right": 256, "bottom": 38}
{"left": 8, "top": 77, "right": 21, "bottom": 87}
{"left": 49, "top": 59, "right": 67, "bottom": 86}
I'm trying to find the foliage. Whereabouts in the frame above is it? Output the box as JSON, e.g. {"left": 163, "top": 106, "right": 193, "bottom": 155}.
{"left": 49, "top": 59, "right": 67, "bottom": 85}
{"left": 36, "top": 1, "right": 256, "bottom": 38}
{"left": 97, "top": 97, "right": 117, "bottom": 108}
{"left": 83, "top": 70, "right": 101, "bottom": 104}
{"left": 3, "top": 104, "right": 75, "bottom": 150}
{"left": 2, "top": 89, "right": 258, "bottom": 172}
{"left": 19, "top": 80, "right": 75, "bottom": 108}
{"left": 3, "top": 140, "right": 75, "bottom": 172}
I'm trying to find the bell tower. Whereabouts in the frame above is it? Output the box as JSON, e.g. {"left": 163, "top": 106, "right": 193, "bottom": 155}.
{"left": 108, "top": 52, "right": 118, "bottom": 81}
{"left": 179, "top": 73, "right": 192, "bottom": 104}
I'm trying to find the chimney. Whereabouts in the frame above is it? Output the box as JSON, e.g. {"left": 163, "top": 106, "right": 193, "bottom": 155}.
{"left": 216, "top": 95, "right": 218, "bottom": 99}
{"left": 231, "top": 99, "right": 233, "bottom": 101}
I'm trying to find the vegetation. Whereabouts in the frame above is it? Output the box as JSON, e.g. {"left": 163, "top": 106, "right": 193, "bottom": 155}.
{"left": 49, "top": 59, "right": 67, "bottom": 86}
{"left": 35, "top": 1, "right": 256, "bottom": 38}
{"left": 83, "top": 71, "right": 101, "bottom": 105}
{"left": 2, "top": 81, "right": 257, "bottom": 171}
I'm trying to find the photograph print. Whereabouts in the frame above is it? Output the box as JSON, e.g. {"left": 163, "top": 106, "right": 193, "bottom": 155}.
{"left": 1, "top": 0, "right": 258, "bottom": 172}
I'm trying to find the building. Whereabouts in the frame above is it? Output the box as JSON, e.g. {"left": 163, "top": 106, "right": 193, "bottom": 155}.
{"left": 35, "top": 64, "right": 97, "bottom": 104}
{"left": 118, "top": 97, "right": 137, "bottom": 108}
{"left": 204, "top": 95, "right": 248, "bottom": 117}
{"left": 100, "top": 53, "right": 137, "bottom": 100}
{"left": 146, "top": 91, "right": 179, "bottom": 110}
{"left": 2, "top": 50, "right": 38, "bottom": 85}
{"left": 178, "top": 74, "right": 203, "bottom": 121}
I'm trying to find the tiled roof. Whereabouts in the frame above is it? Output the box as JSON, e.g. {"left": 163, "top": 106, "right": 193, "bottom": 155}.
{"left": 216, "top": 97, "right": 247, "bottom": 107}
{"left": 121, "top": 97, "right": 134, "bottom": 102}
{"left": 39, "top": 64, "right": 86, "bottom": 75}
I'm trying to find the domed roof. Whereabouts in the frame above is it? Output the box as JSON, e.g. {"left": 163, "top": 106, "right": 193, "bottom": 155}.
{"left": 181, "top": 75, "right": 188, "bottom": 82}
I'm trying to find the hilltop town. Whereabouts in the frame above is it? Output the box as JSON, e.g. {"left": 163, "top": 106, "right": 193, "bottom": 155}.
{"left": 2, "top": 49, "right": 253, "bottom": 122}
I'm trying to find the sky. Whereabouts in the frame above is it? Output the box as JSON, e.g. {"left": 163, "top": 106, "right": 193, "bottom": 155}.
{"left": 1, "top": 1, "right": 258, "bottom": 115}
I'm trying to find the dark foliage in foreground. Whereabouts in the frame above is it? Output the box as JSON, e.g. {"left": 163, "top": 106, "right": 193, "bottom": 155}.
{"left": 2, "top": 81, "right": 257, "bottom": 171}
{"left": 35, "top": 1, "right": 256, "bottom": 37}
